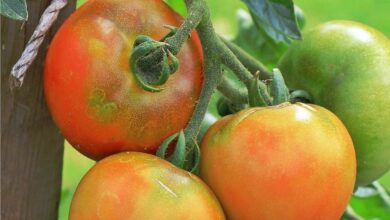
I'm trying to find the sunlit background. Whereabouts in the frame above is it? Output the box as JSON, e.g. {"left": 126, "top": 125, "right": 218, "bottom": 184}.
{"left": 60, "top": 0, "right": 390, "bottom": 219}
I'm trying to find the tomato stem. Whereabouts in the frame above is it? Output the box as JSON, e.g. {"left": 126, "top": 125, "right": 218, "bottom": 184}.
{"left": 216, "top": 36, "right": 274, "bottom": 104}
{"left": 164, "top": 2, "right": 204, "bottom": 55}
{"left": 182, "top": 0, "right": 222, "bottom": 171}
{"left": 217, "top": 75, "right": 247, "bottom": 106}
{"left": 219, "top": 37, "right": 271, "bottom": 79}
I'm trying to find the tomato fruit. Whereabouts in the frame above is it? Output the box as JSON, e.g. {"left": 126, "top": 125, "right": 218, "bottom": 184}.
{"left": 70, "top": 152, "right": 225, "bottom": 220}
{"left": 44, "top": 0, "right": 203, "bottom": 160}
{"left": 200, "top": 103, "right": 356, "bottom": 219}
{"left": 278, "top": 21, "right": 390, "bottom": 186}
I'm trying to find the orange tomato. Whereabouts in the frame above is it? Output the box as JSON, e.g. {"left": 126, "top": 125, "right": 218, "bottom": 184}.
{"left": 200, "top": 103, "right": 356, "bottom": 219}
{"left": 69, "top": 152, "right": 225, "bottom": 220}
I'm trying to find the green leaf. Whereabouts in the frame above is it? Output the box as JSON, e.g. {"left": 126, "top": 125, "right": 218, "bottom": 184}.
{"left": 241, "top": 0, "right": 301, "bottom": 43}
{"left": 0, "top": 0, "right": 28, "bottom": 20}
{"left": 164, "top": 0, "right": 187, "bottom": 16}
{"left": 233, "top": 9, "right": 288, "bottom": 69}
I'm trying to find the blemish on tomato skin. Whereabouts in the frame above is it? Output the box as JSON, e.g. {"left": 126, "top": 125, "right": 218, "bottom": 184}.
{"left": 88, "top": 88, "right": 119, "bottom": 122}
{"left": 155, "top": 179, "right": 178, "bottom": 198}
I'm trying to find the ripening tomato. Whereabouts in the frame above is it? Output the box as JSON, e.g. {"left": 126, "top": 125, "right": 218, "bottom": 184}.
{"left": 69, "top": 152, "right": 225, "bottom": 220}
{"left": 200, "top": 103, "right": 356, "bottom": 220}
{"left": 278, "top": 21, "right": 390, "bottom": 186}
{"left": 44, "top": 0, "right": 203, "bottom": 160}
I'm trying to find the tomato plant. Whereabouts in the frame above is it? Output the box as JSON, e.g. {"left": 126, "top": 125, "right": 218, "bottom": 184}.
{"left": 69, "top": 152, "right": 225, "bottom": 219}
{"left": 44, "top": 0, "right": 203, "bottom": 160}
{"left": 278, "top": 21, "right": 390, "bottom": 187}
{"left": 4, "top": 0, "right": 390, "bottom": 219}
{"left": 200, "top": 103, "right": 356, "bottom": 219}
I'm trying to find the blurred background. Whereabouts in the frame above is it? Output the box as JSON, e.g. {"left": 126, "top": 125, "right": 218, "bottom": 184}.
{"left": 60, "top": 0, "right": 390, "bottom": 219}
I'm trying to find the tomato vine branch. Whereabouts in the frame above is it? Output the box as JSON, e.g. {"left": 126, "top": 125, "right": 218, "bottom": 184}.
{"left": 155, "top": 0, "right": 278, "bottom": 171}
{"left": 182, "top": 0, "right": 222, "bottom": 171}
{"left": 164, "top": 1, "right": 204, "bottom": 55}
{"left": 220, "top": 37, "right": 271, "bottom": 79}
{"left": 131, "top": 0, "right": 289, "bottom": 172}
{"left": 217, "top": 76, "right": 248, "bottom": 105}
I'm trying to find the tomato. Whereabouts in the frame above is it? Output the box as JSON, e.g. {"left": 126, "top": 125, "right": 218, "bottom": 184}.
{"left": 200, "top": 103, "right": 356, "bottom": 219}
{"left": 69, "top": 152, "right": 225, "bottom": 220}
{"left": 44, "top": 0, "right": 203, "bottom": 160}
{"left": 277, "top": 21, "right": 390, "bottom": 186}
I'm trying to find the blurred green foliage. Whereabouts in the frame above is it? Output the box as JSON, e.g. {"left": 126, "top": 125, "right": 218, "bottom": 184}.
{"left": 295, "top": 0, "right": 390, "bottom": 36}
{"left": 60, "top": 0, "right": 390, "bottom": 219}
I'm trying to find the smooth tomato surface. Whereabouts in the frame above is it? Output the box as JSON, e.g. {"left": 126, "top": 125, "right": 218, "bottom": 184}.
{"left": 200, "top": 103, "right": 356, "bottom": 220}
{"left": 70, "top": 152, "right": 225, "bottom": 220}
{"left": 44, "top": 0, "right": 203, "bottom": 160}
{"left": 278, "top": 21, "right": 390, "bottom": 186}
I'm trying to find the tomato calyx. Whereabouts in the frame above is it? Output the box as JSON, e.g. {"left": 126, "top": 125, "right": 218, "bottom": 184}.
{"left": 157, "top": 131, "right": 186, "bottom": 168}
{"left": 247, "top": 68, "right": 291, "bottom": 107}
{"left": 156, "top": 130, "right": 201, "bottom": 173}
{"left": 129, "top": 34, "right": 179, "bottom": 93}
{"left": 248, "top": 71, "right": 272, "bottom": 107}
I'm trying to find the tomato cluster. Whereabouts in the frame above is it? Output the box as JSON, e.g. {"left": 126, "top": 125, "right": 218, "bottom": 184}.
{"left": 278, "top": 21, "right": 390, "bottom": 187}
{"left": 44, "top": 0, "right": 389, "bottom": 219}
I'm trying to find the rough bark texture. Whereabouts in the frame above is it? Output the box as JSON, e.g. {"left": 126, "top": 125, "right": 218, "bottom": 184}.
{"left": 1, "top": 1, "right": 76, "bottom": 219}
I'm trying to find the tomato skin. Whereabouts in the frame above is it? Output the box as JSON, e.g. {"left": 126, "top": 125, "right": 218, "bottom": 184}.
{"left": 69, "top": 152, "right": 225, "bottom": 220}
{"left": 278, "top": 21, "right": 390, "bottom": 186}
{"left": 44, "top": 0, "right": 203, "bottom": 160}
{"left": 200, "top": 103, "right": 356, "bottom": 220}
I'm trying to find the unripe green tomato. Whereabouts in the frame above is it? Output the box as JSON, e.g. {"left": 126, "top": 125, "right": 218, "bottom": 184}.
{"left": 278, "top": 20, "right": 390, "bottom": 186}
{"left": 200, "top": 103, "right": 356, "bottom": 219}
{"left": 70, "top": 152, "right": 225, "bottom": 220}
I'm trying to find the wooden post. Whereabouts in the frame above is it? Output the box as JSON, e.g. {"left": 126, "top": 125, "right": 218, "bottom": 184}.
{"left": 1, "top": 1, "right": 76, "bottom": 219}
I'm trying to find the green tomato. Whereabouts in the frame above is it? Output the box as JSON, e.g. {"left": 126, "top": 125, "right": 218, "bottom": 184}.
{"left": 278, "top": 20, "right": 390, "bottom": 187}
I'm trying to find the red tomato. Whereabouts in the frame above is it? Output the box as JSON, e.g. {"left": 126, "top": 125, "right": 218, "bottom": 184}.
{"left": 200, "top": 103, "right": 356, "bottom": 219}
{"left": 44, "top": 0, "right": 203, "bottom": 160}
{"left": 69, "top": 152, "right": 225, "bottom": 220}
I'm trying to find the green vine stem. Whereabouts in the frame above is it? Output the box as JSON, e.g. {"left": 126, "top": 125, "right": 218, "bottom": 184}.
{"left": 217, "top": 36, "right": 275, "bottom": 106}
{"left": 182, "top": 0, "right": 223, "bottom": 168}
{"left": 219, "top": 37, "right": 271, "bottom": 79}
{"left": 217, "top": 75, "right": 248, "bottom": 105}
{"left": 164, "top": 2, "right": 203, "bottom": 55}
{"left": 217, "top": 38, "right": 252, "bottom": 84}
